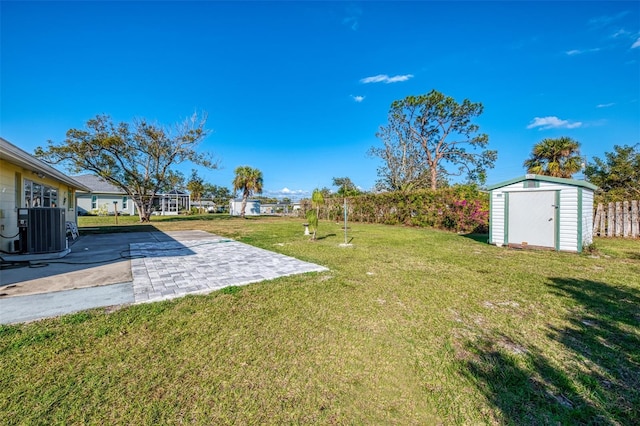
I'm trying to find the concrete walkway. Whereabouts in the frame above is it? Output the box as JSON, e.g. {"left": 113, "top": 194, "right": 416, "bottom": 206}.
{"left": 0, "top": 231, "right": 328, "bottom": 324}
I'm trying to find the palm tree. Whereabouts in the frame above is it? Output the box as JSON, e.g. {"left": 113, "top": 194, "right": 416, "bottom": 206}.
{"left": 523, "top": 137, "right": 582, "bottom": 178}
{"left": 232, "top": 166, "right": 263, "bottom": 218}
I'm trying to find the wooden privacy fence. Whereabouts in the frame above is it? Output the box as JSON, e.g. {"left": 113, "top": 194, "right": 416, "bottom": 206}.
{"left": 593, "top": 200, "right": 639, "bottom": 238}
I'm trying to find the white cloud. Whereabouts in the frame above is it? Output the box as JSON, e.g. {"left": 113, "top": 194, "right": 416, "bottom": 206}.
{"left": 611, "top": 28, "right": 631, "bottom": 38}
{"left": 632, "top": 37, "right": 640, "bottom": 48}
{"left": 526, "top": 116, "right": 583, "bottom": 130}
{"left": 565, "top": 48, "right": 601, "bottom": 56}
{"left": 360, "top": 74, "right": 414, "bottom": 84}
{"left": 264, "top": 187, "right": 309, "bottom": 200}
{"left": 596, "top": 103, "right": 615, "bottom": 108}
{"left": 351, "top": 95, "right": 365, "bottom": 103}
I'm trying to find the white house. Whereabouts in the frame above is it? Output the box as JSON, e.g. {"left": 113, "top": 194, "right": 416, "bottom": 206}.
{"left": 0, "top": 137, "right": 90, "bottom": 256}
{"left": 73, "top": 174, "right": 136, "bottom": 216}
{"left": 487, "top": 174, "right": 597, "bottom": 253}
{"left": 229, "top": 199, "right": 261, "bottom": 216}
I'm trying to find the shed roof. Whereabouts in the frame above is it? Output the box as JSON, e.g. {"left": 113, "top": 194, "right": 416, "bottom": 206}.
{"left": 72, "top": 174, "right": 125, "bottom": 194}
{"left": 0, "top": 137, "right": 91, "bottom": 192}
{"left": 487, "top": 174, "right": 598, "bottom": 191}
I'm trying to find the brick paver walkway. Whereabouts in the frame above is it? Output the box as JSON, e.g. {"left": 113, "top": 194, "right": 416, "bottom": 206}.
{"left": 130, "top": 237, "right": 328, "bottom": 303}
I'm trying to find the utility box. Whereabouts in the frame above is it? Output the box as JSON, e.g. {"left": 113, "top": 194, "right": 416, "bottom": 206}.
{"left": 18, "top": 208, "right": 67, "bottom": 254}
{"left": 487, "top": 175, "right": 597, "bottom": 253}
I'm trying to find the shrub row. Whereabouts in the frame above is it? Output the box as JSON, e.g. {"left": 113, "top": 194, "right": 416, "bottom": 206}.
{"left": 300, "top": 185, "right": 489, "bottom": 233}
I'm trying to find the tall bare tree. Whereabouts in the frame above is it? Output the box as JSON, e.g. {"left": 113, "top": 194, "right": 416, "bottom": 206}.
{"left": 370, "top": 90, "right": 496, "bottom": 190}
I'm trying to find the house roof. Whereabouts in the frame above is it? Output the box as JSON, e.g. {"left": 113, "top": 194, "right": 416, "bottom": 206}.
{"left": 487, "top": 174, "right": 598, "bottom": 191}
{"left": 72, "top": 174, "right": 125, "bottom": 194}
{"left": 0, "top": 137, "right": 91, "bottom": 192}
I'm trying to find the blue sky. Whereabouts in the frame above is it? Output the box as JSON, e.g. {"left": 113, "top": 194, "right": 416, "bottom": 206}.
{"left": 2, "top": 1, "right": 639, "bottom": 200}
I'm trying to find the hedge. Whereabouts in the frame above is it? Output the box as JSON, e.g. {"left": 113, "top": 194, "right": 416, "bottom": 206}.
{"left": 300, "top": 186, "right": 489, "bottom": 234}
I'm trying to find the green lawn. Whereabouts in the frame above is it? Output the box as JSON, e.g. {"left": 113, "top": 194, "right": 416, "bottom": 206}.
{"left": 1, "top": 216, "right": 639, "bottom": 424}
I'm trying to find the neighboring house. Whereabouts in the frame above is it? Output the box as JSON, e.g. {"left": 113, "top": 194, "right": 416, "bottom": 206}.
{"left": 0, "top": 137, "right": 90, "bottom": 256}
{"left": 73, "top": 174, "right": 135, "bottom": 216}
{"left": 488, "top": 174, "right": 597, "bottom": 253}
{"left": 74, "top": 175, "right": 190, "bottom": 216}
{"left": 229, "top": 199, "right": 261, "bottom": 216}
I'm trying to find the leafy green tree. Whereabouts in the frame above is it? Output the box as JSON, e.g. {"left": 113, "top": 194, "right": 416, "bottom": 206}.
{"left": 254, "top": 196, "right": 279, "bottom": 203}
{"left": 369, "top": 90, "right": 495, "bottom": 190}
{"left": 158, "top": 170, "right": 185, "bottom": 193}
{"left": 523, "top": 137, "right": 582, "bottom": 178}
{"left": 35, "top": 113, "right": 216, "bottom": 222}
{"left": 281, "top": 197, "right": 292, "bottom": 205}
{"left": 306, "top": 188, "right": 324, "bottom": 240}
{"left": 203, "top": 184, "right": 232, "bottom": 207}
{"left": 186, "top": 169, "right": 205, "bottom": 213}
{"left": 585, "top": 144, "right": 640, "bottom": 202}
{"left": 332, "top": 177, "right": 362, "bottom": 197}
{"left": 232, "top": 166, "right": 263, "bottom": 218}
{"left": 319, "top": 187, "right": 333, "bottom": 199}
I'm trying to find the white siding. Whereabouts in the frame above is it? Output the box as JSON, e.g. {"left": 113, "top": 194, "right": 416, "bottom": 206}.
{"left": 558, "top": 187, "right": 578, "bottom": 252}
{"left": 582, "top": 189, "right": 594, "bottom": 247}
{"left": 77, "top": 193, "right": 135, "bottom": 215}
{"left": 490, "top": 191, "right": 505, "bottom": 245}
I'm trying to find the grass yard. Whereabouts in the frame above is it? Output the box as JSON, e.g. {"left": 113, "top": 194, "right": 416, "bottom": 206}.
{"left": 1, "top": 215, "right": 639, "bottom": 424}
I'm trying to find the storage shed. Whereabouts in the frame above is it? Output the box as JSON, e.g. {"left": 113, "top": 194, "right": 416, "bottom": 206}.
{"left": 487, "top": 174, "right": 597, "bottom": 253}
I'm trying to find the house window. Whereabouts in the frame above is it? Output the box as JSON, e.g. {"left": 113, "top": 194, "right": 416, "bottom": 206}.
{"left": 91, "top": 195, "right": 97, "bottom": 209}
{"left": 24, "top": 179, "right": 58, "bottom": 207}
{"left": 122, "top": 196, "right": 127, "bottom": 209}
{"left": 43, "top": 186, "right": 58, "bottom": 207}
{"left": 67, "top": 190, "right": 74, "bottom": 211}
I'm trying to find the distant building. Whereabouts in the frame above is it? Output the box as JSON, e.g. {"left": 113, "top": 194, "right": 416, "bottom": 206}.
{"left": 152, "top": 189, "right": 190, "bottom": 215}
{"left": 73, "top": 174, "right": 135, "bottom": 216}
{"left": 229, "top": 199, "right": 260, "bottom": 216}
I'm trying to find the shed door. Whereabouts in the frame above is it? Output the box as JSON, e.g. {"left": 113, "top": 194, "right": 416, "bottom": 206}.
{"left": 508, "top": 191, "right": 556, "bottom": 248}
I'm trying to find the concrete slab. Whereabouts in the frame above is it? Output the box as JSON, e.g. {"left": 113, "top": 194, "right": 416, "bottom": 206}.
{"left": 0, "top": 283, "right": 134, "bottom": 324}
{"left": 0, "top": 229, "right": 328, "bottom": 324}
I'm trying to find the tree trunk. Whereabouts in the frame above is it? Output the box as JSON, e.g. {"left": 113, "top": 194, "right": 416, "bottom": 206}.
{"left": 240, "top": 194, "right": 248, "bottom": 218}
{"left": 134, "top": 198, "right": 152, "bottom": 222}
{"left": 430, "top": 166, "right": 438, "bottom": 190}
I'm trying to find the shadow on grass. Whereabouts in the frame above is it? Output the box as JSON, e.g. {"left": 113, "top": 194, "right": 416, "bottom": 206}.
{"left": 316, "top": 233, "right": 337, "bottom": 241}
{"left": 458, "top": 233, "right": 489, "bottom": 244}
{"left": 459, "top": 278, "right": 640, "bottom": 424}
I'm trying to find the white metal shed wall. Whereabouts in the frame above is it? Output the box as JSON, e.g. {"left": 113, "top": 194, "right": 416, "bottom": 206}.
{"left": 489, "top": 191, "right": 505, "bottom": 245}
{"left": 558, "top": 186, "right": 578, "bottom": 252}
{"left": 581, "top": 188, "right": 594, "bottom": 247}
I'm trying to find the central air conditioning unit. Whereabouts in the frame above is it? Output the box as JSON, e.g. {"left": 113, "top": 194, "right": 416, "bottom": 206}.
{"left": 17, "top": 208, "right": 67, "bottom": 254}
